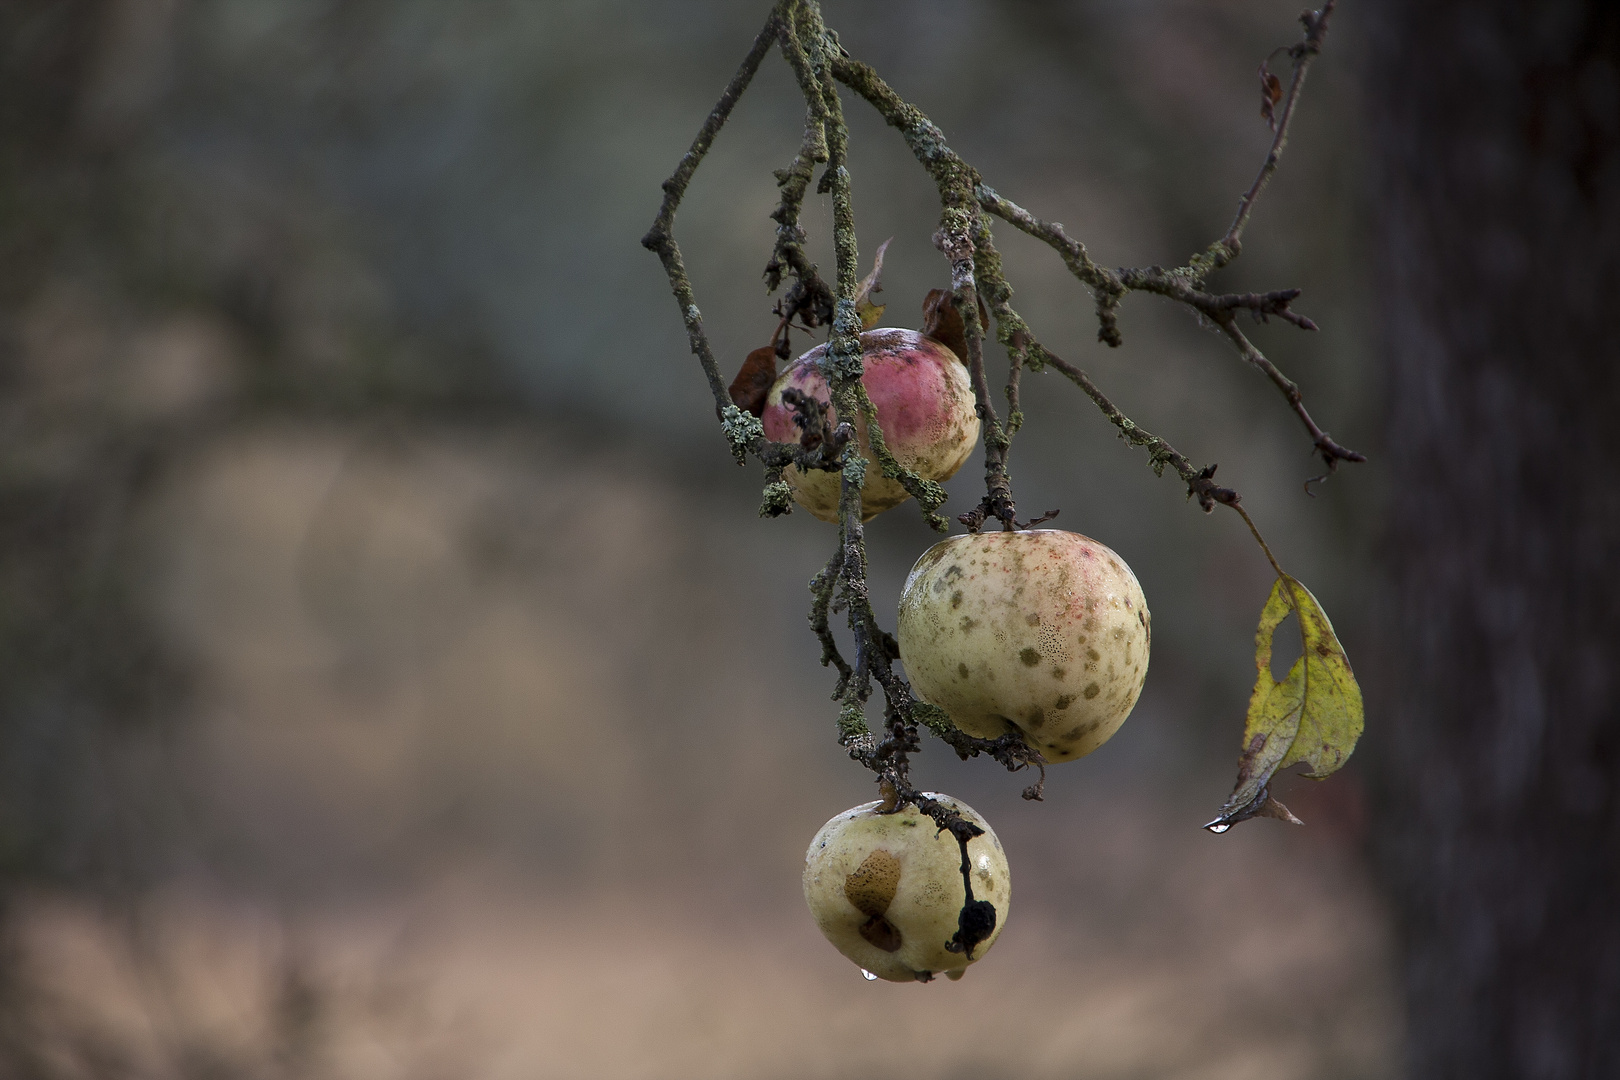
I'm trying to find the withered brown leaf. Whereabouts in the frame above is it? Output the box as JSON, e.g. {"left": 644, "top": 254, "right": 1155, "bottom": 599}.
{"left": 1259, "top": 64, "right": 1284, "bottom": 130}
{"left": 920, "top": 288, "right": 990, "bottom": 365}
{"left": 728, "top": 345, "right": 779, "bottom": 418}
{"left": 853, "top": 237, "right": 891, "bottom": 330}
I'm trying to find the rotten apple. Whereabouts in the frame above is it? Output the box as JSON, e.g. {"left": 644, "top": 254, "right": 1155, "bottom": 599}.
{"left": 803, "top": 793, "right": 1010, "bottom": 983}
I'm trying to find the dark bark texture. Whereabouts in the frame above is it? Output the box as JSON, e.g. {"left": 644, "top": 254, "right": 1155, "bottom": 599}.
{"left": 1369, "top": 2, "right": 1620, "bottom": 1077}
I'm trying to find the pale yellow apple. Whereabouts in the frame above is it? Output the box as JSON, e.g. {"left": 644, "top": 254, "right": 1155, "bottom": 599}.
{"left": 897, "top": 529, "right": 1150, "bottom": 762}
{"left": 802, "top": 793, "right": 1009, "bottom": 983}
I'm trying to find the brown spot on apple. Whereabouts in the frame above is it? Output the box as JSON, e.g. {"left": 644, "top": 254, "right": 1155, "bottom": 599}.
{"left": 859, "top": 915, "right": 904, "bottom": 952}
{"left": 896, "top": 529, "right": 1150, "bottom": 763}
{"left": 845, "top": 849, "right": 900, "bottom": 917}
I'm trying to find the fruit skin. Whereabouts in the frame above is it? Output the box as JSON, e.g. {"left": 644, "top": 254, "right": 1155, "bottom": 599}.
{"left": 760, "top": 328, "right": 979, "bottom": 522}
{"left": 897, "top": 529, "right": 1150, "bottom": 763}
{"left": 803, "top": 794, "right": 1009, "bottom": 983}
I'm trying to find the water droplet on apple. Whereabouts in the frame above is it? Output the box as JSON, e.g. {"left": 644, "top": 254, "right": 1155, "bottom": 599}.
{"left": 860, "top": 969, "right": 878, "bottom": 981}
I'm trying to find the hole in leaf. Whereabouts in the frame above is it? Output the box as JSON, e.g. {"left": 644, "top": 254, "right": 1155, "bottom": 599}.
{"left": 1269, "top": 609, "right": 1302, "bottom": 683}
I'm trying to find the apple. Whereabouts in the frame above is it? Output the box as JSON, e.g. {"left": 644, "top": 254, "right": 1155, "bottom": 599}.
{"left": 803, "top": 793, "right": 1009, "bottom": 983}
{"left": 761, "top": 328, "right": 979, "bottom": 522}
{"left": 897, "top": 529, "right": 1150, "bottom": 763}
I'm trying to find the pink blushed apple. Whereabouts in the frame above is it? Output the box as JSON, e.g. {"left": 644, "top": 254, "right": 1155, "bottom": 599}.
{"left": 761, "top": 328, "right": 979, "bottom": 522}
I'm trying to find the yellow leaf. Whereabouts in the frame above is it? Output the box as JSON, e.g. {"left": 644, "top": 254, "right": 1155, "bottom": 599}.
{"left": 1205, "top": 574, "right": 1364, "bottom": 832}
{"left": 853, "top": 237, "right": 891, "bottom": 330}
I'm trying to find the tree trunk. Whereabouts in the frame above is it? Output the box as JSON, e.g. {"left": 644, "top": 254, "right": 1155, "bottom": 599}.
{"left": 1368, "top": 2, "right": 1620, "bottom": 1076}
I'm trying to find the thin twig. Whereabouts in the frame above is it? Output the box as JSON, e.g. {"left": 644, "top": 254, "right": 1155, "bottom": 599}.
{"left": 641, "top": 9, "right": 781, "bottom": 413}
{"left": 970, "top": 214, "right": 1027, "bottom": 441}
{"left": 1194, "top": 0, "right": 1339, "bottom": 278}
{"left": 765, "top": 15, "right": 830, "bottom": 306}
{"left": 1213, "top": 317, "right": 1365, "bottom": 468}
{"left": 1036, "top": 348, "right": 1242, "bottom": 511}
{"left": 976, "top": 185, "right": 1124, "bottom": 344}
{"left": 969, "top": 7, "right": 1361, "bottom": 472}
{"left": 1113, "top": 264, "right": 1362, "bottom": 465}
{"left": 809, "top": 551, "right": 853, "bottom": 695}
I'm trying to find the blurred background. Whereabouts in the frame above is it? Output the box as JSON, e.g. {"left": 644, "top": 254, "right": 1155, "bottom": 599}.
{"left": 2, "top": 1, "right": 1608, "bottom": 1078}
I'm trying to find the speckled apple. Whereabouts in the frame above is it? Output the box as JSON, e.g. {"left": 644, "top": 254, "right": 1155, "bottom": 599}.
{"left": 803, "top": 794, "right": 1009, "bottom": 983}
{"left": 761, "top": 328, "right": 979, "bottom": 522}
{"left": 897, "top": 529, "right": 1150, "bottom": 763}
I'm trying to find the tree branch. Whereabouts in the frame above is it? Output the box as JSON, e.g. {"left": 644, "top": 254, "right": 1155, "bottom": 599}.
{"left": 644, "top": 0, "right": 1352, "bottom": 830}
{"left": 1212, "top": 314, "right": 1365, "bottom": 470}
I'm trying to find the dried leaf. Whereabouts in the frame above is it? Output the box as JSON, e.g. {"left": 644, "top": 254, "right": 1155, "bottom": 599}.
{"left": 1205, "top": 574, "right": 1364, "bottom": 832}
{"left": 728, "top": 345, "right": 779, "bottom": 418}
{"left": 920, "top": 288, "right": 989, "bottom": 365}
{"left": 1259, "top": 64, "right": 1284, "bottom": 130}
{"left": 853, "top": 237, "right": 891, "bottom": 330}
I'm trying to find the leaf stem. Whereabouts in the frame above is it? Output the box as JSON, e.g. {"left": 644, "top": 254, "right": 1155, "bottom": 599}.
{"left": 1231, "top": 502, "right": 1285, "bottom": 582}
